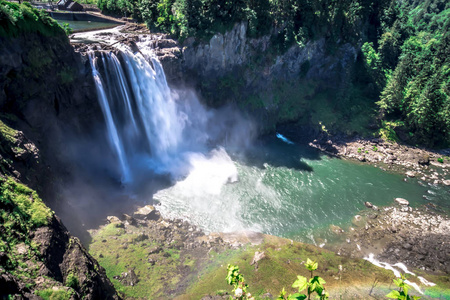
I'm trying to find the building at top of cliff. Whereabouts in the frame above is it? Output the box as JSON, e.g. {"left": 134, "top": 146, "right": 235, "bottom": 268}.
{"left": 57, "top": 0, "right": 83, "bottom": 11}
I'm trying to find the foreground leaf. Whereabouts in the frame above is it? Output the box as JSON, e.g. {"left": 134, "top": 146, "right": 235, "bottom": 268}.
{"left": 292, "top": 276, "right": 308, "bottom": 292}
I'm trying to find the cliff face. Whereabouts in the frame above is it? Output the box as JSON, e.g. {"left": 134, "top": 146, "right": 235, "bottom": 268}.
{"left": 0, "top": 32, "right": 104, "bottom": 205}
{"left": 182, "top": 22, "right": 357, "bottom": 85}
{"left": 0, "top": 120, "right": 119, "bottom": 299}
{"left": 0, "top": 34, "right": 97, "bottom": 129}
{"left": 0, "top": 26, "right": 118, "bottom": 299}
{"left": 154, "top": 22, "right": 359, "bottom": 132}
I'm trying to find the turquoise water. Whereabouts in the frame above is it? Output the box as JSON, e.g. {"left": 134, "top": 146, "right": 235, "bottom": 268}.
{"left": 155, "top": 135, "right": 449, "bottom": 243}
{"left": 57, "top": 20, "right": 117, "bottom": 31}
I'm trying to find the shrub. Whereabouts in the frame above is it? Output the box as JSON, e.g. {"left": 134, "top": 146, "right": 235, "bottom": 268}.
{"left": 386, "top": 274, "right": 421, "bottom": 300}
{"left": 0, "top": 177, "right": 52, "bottom": 228}
{"left": 0, "top": 0, "right": 66, "bottom": 37}
{"left": 65, "top": 272, "right": 79, "bottom": 289}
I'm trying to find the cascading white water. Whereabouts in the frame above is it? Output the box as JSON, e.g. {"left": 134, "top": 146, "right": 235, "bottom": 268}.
{"left": 88, "top": 52, "right": 132, "bottom": 183}
{"left": 88, "top": 43, "right": 237, "bottom": 186}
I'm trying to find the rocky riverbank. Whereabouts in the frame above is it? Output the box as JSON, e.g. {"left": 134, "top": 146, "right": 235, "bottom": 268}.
{"left": 302, "top": 131, "right": 450, "bottom": 187}
{"left": 325, "top": 200, "right": 450, "bottom": 276}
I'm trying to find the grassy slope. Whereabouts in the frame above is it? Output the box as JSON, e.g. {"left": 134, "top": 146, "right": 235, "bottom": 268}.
{"left": 0, "top": 119, "right": 76, "bottom": 299}
{"left": 89, "top": 218, "right": 450, "bottom": 299}
{"left": 180, "top": 236, "right": 395, "bottom": 299}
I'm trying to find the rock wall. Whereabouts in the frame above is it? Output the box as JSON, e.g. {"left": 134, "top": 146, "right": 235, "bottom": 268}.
{"left": 182, "top": 23, "right": 249, "bottom": 76}
{"left": 0, "top": 30, "right": 118, "bottom": 299}
{"left": 153, "top": 22, "right": 359, "bottom": 131}
{"left": 182, "top": 22, "right": 357, "bottom": 86}
{"left": 0, "top": 32, "right": 104, "bottom": 206}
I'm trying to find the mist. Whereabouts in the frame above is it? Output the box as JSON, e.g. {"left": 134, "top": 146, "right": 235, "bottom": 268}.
{"left": 55, "top": 43, "right": 257, "bottom": 240}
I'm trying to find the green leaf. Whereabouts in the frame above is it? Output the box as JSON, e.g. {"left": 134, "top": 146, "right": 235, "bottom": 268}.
{"left": 320, "top": 291, "right": 329, "bottom": 299}
{"left": 277, "top": 287, "right": 287, "bottom": 300}
{"left": 403, "top": 284, "right": 409, "bottom": 296}
{"left": 288, "top": 293, "right": 307, "bottom": 300}
{"left": 292, "top": 276, "right": 308, "bottom": 292}
{"left": 312, "top": 276, "right": 326, "bottom": 285}
{"left": 305, "top": 258, "right": 318, "bottom": 271}
{"left": 386, "top": 290, "right": 401, "bottom": 299}
{"left": 393, "top": 278, "right": 403, "bottom": 287}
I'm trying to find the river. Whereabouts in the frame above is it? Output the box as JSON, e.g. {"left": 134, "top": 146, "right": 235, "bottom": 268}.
{"left": 155, "top": 134, "right": 448, "bottom": 244}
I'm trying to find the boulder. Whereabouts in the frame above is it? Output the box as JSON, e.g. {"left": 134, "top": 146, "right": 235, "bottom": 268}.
{"left": 364, "top": 201, "right": 379, "bottom": 211}
{"left": 330, "top": 225, "right": 344, "bottom": 234}
{"left": 115, "top": 269, "right": 139, "bottom": 286}
{"left": 106, "top": 216, "right": 123, "bottom": 227}
{"left": 394, "top": 198, "right": 409, "bottom": 206}
{"left": 405, "top": 171, "right": 416, "bottom": 178}
{"left": 364, "top": 202, "right": 374, "bottom": 209}
{"left": 122, "top": 213, "right": 137, "bottom": 226}
{"left": 134, "top": 205, "right": 161, "bottom": 221}
{"left": 250, "top": 251, "right": 265, "bottom": 266}
{"left": 418, "top": 154, "right": 430, "bottom": 165}
{"left": 352, "top": 215, "right": 363, "bottom": 227}
{"left": 443, "top": 180, "right": 450, "bottom": 186}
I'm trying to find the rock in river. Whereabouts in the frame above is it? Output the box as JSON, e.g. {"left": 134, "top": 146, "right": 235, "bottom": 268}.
{"left": 405, "top": 171, "right": 416, "bottom": 178}
{"left": 394, "top": 198, "right": 409, "bottom": 206}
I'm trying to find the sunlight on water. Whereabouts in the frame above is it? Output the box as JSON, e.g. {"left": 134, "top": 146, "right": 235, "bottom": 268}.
{"left": 155, "top": 136, "right": 449, "bottom": 243}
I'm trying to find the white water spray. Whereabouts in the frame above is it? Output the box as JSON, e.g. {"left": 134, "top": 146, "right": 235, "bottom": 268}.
{"left": 88, "top": 46, "right": 213, "bottom": 181}
{"left": 87, "top": 41, "right": 254, "bottom": 231}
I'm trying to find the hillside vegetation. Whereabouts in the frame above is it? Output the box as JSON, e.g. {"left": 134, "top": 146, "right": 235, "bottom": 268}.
{"left": 363, "top": 0, "right": 450, "bottom": 147}
{"left": 97, "top": 0, "right": 450, "bottom": 148}
{"left": 0, "top": 0, "right": 66, "bottom": 36}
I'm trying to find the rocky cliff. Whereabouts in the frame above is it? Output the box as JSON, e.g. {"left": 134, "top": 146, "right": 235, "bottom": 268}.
{"left": 153, "top": 22, "right": 360, "bottom": 133}
{"left": 0, "top": 120, "right": 119, "bottom": 299}
{"left": 0, "top": 17, "right": 119, "bottom": 299}
{"left": 182, "top": 23, "right": 357, "bottom": 87}
{"left": 0, "top": 32, "right": 101, "bottom": 199}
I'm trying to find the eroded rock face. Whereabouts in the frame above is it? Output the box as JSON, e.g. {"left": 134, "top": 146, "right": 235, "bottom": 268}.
{"left": 179, "top": 22, "right": 358, "bottom": 113}
{"left": 183, "top": 23, "right": 248, "bottom": 76}
{"left": 182, "top": 23, "right": 357, "bottom": 85}
{"left": 31, "top": 216, "right": 120, "bottom": 299}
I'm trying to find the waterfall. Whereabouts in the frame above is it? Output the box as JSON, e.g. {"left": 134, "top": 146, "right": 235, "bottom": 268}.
{"left": 87, "top": 45, "right": 215, "bottom": 183}
{"left": 88, "top": 52, "right": 132, "bottom": 183}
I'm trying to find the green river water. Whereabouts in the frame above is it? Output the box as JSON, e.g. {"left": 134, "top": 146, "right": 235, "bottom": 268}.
{"left": 57, "top": 20, "right": 117, "bottom": 31}
{"left": 155, "top": 134, "right": 449, "bottom": 244}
